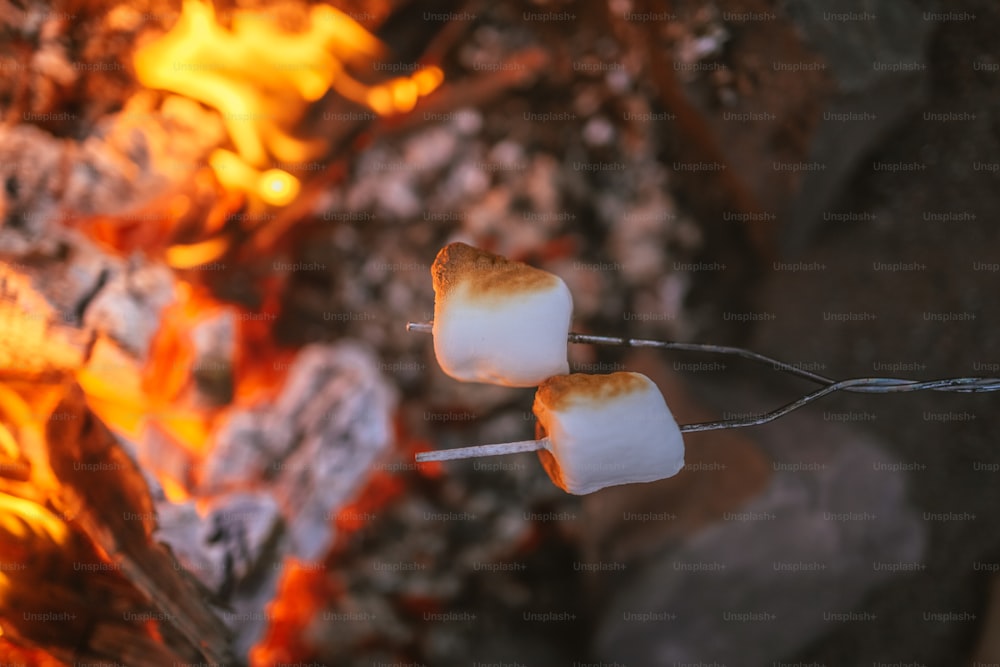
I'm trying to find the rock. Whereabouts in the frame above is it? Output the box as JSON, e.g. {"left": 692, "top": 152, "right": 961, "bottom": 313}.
{"left": 591, "top": 389, "right": 926, "bottom": 666}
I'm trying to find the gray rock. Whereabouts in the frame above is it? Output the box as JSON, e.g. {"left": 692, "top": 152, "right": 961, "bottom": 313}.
{"left": 593, "top": 411, "right": 925, "bottom": 666}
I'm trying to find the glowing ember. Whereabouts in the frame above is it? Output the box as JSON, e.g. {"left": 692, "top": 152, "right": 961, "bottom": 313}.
{"left": 0, "top": 640, "right": 64, "bottom": 667}
{"left": 249, "top": 560, "right": 337, "bottom": 667}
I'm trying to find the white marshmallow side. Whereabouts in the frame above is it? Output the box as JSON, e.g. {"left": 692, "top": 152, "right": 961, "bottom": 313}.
{"left": 534, "top": 373, "right": 685, "bottom": 494}
{"left": 433, "top": 279, "right": 572, "bottom": 386}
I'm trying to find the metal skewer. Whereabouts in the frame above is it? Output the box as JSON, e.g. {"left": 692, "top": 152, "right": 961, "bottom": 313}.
{"left": 415, "top": 377, "right": 996, "bottom": 462}
{"left": 416, "top": 437, "right": 549, "bottom": 462}
{"left": 407, "top": 321, "right": 1000, "bottom": 462}
{"left": 406, "top": 321, "right": 1000, "bottom": 393}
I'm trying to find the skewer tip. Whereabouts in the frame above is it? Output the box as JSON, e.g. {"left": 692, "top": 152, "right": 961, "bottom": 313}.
{"left": 415, "top": 438, "right": 549, "bottom": 462}
{"left": 406, "top": 321, "right": 433, "bottom": 333}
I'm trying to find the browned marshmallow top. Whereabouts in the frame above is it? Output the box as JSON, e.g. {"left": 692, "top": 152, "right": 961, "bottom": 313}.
{"left": 534, "top": 372, "right": 648, "bottom": 412}
{"left": 432, "top": 242, "right": 559, "bottom": 302}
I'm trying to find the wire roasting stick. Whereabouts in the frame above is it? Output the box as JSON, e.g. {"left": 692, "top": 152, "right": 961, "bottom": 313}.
{"left": 408, "top": 321, "right": 1000, "bottom": 464}
{"left": 408, "top": 243, "right": 999, "bottom": 493}
{"left": 407, "top": 321, "right": 1000, "bottom": 395}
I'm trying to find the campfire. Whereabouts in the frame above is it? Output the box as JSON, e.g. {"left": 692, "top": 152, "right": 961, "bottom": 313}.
{"left": 6, "top": 0, "right": 972, "bottom": 665}
{"left": 0, "top": 1, "right": 454, "bottom": 664}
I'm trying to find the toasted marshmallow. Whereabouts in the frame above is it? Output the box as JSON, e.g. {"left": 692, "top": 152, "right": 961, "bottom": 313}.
{"left": 532, "top": 372, "right": 685, "bottom": 494}
{"left": 431, "top": 242, "right": 572, "bottom": 387}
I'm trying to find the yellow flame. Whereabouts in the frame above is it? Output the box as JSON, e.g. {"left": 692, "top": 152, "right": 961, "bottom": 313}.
{"left": 414, "top": 66, "right": 445, "bottom": 95}
{"left": 0, "top": 385, "right": 35, "bottom": 425}
{"left": 365, "top": 66, "right": 444, "bottom": 116}
{"left": 165, "top": 236, "right": 230, "bottom": 268}
{"left": 0, "top": 493, "right": 68, "bottom": 544}
{"left": 208, "top": 147, "right": 262, "bottom": 193}
{"left": 134, "top": 0, "right": 443, "bottom": 206}
{"left": 159, "top": 475, "right": 192, "bottom": 504}
{"left": 0, "top": 424, "right": 18, "bottom": 461}
{"left": 259, "top": 169, "right": 300, "bottom": 206}
{"left": 0, "top": 383, "right": 66, "bottom": 506}
{"left": 76, "top": 338, "right": 151, "bottom": 442}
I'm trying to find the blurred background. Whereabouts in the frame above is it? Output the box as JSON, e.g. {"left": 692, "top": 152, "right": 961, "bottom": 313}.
{"left": 1, "top": 0, "right": 999, "bottom": 665}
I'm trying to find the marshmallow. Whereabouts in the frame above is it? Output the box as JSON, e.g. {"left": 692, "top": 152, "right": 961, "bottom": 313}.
{"left": 532, "top": 372, "right": 685, "bottom": 494}
{"left": 431, "top": 242, "right": 572, "bottom": 387}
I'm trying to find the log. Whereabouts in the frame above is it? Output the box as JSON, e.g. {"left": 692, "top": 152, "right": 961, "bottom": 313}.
{"left": 0, "top": 1, "right": 461, "bottom": 662}
{"left": 0, "top": 380, "right": 233, "bottom": 666}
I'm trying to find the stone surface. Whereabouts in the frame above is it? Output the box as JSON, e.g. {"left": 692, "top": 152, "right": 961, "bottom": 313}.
{"left": 590, "top": 370, "right": 926, "bottom": 666}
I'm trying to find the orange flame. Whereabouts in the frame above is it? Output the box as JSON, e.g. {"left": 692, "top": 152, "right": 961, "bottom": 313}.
{"left": 71, "top": 275, "right": 291, "bottom": 504}
{"left": 134, "top": 0, "right": 443, "bottom": 206}
{"left": 249, "top": 560, "right": 337, "bottom": 666}
{"left": 0, "top": 640, "right": 64, "bottom": 667}
{"left": 0, "top": 2, "right": 448, "bottom": 661}
{"left": 0, "top": 385, "right": 73, "bottom": 652}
